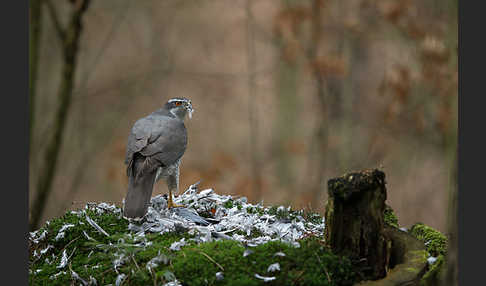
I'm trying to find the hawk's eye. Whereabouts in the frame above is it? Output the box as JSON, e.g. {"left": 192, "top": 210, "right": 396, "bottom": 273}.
{"left": 174, "top": 101, "right": 182, "bottom": 106}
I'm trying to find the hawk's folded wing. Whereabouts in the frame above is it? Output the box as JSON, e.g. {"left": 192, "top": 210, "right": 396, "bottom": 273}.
{"left": 125, "top": 114, "right": 187, "bottom": 176}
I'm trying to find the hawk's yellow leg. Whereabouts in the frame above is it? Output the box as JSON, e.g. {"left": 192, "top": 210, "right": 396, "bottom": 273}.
{"left": 167, "top": 188, "right": 185, "bottom": 208}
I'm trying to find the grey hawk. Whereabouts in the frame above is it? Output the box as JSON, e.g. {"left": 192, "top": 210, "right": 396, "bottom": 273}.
{"left": 123, "top": 97, "right": 194, "bottom": 219}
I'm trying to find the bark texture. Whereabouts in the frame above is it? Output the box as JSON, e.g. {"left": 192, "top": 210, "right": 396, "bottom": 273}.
{"left": 325, "top": 169, "right": 391, "bottom": 280}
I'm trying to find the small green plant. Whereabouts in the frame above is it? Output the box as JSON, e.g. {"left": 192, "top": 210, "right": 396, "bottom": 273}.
{"left": 383, "top": 205, "right": 399, "bottom": 228}
{"left": 223, "top": 199, "right": 234, "bottom": 209}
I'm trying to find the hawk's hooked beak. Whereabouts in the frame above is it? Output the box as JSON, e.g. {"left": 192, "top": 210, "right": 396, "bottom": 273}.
{"left": 187, "top": 106, "right": 194, "bottom": 119}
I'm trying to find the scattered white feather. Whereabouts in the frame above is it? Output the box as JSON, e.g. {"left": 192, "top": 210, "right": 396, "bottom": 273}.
{"left": 57, "top": 250, "right": 68, "bottom": 269}
{"left": 31, "top": 230, "right": 47, "bottom": 244}
{"left": 113, "top": 252, "right": 127, "bottom": 273}
{"left": 255, "top": 273, "right": 276, "bottom": 282}
{"left": 169, "top": 238, "right": 187, "bottom": 251}
{"left": 49, "top": 271, "right": 66, "bottom": 280}
{"left": 55, "top": 223, "right": 76, "bottom": 241}
{"left": 198, "top": 189, "right": 214, "bottom": 196}
{"left": 243, "top": 249, "right": 253, "bottom": 257}
{"left": 39, "top": 245, "right": 53, "bottom": 257}
{"left": 163, "top": 280, "right": 182, "bottom": 286}
{"left": 216, "top": 272, "right": 224, "bottom": 281}
{"left": 86, "top": 215, "right": 109, "bottom": 237}
{"left": 146, "top": 251, "right": 169, "bottom": 271}
{"left": 71, "top": 269, "right": 88, "bottom": 285}
{"left": 59, "top": 224, "right": 75, "bottom": 232}
{"left": 83, "top": 230, "right": 95, "bottom": 241}
{"left": 89, "top": 276, "right": 97, "bottom": 285}
{"left": 274, "top": 251, "right": 286, "bottom": 257}
{"left": 115, "top": 273, "right": 126, "bottom": 286}
{"left": 267, "top": 263, "right": 280, "bottom": 272}
{"left": 55, "top": 232, "right": 66, "bottom": 241}
{"left": 427, "top": 256, "right": 438, "bottom": 265}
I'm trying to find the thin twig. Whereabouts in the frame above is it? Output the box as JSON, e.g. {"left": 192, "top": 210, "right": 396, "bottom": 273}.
{"left": 314, "top": 252, "right": 331, "bottom": 283}
{"left": 67, "top": 246, "right": 77, "bottom": 261}
{"left": 148, "top": 267, "right": 157, "bottom": 286}
{"left": 198, "top": 251, "right": 224, "bottom": 271}
{"left": 29, "top": 0, "right": 43, "bottom": 161}
{"left": 131, "top": 254, "right": 140, "bottom": 272}
{"left": 44, "top": 0, "right": 66, "bottom": 41}
{"left": 62, "top": 236, "right": 80, "bottom": 253}
{"left": 292, "top": 270, "right": 305, "bottom": 284}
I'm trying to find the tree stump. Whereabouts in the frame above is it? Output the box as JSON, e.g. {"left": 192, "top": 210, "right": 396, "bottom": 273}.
{"left": 324, "top": 169, "right": 391, "bottom": 280}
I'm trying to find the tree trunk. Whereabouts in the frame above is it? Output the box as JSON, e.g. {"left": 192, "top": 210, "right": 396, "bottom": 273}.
{"left": 29, "top": 0, "right": 92, "bottom": 231}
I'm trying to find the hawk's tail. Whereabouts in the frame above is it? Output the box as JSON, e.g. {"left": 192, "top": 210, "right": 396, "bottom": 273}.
{"left": 123, "top": 156, "right": 158, "bottom": 219}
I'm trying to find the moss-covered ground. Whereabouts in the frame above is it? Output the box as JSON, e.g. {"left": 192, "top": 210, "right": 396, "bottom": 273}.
{"left": 29, "top": 205, "right": 357, "bottom": 286}
{"left": 29, "top": 198, "right": 448, "bottom": 286}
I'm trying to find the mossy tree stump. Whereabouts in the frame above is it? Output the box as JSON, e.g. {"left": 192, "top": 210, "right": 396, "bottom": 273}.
{"left": 325, "top": 169, "right": 391, "bottom": 280}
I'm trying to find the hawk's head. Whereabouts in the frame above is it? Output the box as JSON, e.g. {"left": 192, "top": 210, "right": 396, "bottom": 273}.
{"left": 166, "top": 97, "right": 194, "bottom": 120}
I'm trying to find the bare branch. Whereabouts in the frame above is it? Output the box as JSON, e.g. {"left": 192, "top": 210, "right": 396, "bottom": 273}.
{"left": 29, "top": 0, "right": 43, "bottom": 158}
{"left": 44, "top": 0, "right": 66, "bottom": 42}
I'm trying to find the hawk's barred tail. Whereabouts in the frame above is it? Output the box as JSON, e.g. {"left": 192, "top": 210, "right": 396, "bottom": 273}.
{"left": 123, "top": 157, "right": 158, "bottom": 219}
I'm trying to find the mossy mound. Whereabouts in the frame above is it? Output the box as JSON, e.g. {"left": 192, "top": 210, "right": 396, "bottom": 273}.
{"left": 29, "top": 185, "right": 448, "bottom": 286}
{"left": 408, "top": 223, "right": 448, "bottom": 286}
{"left": 29, "top": 201, "right": 357, "bottom": 285}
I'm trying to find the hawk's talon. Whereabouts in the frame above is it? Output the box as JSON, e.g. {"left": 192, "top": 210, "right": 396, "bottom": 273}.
{"left": 168, "top": 202, "right": 185, "bottom": 209}
{"left": 167, "top": 194, "right": 185, "bottom": 209}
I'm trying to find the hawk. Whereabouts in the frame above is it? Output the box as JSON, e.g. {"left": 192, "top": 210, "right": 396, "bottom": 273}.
{"left": 123, "top": 97, "right": 194, "bottom": 218}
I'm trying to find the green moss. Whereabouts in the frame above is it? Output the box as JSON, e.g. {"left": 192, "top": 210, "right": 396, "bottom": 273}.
{"left": 420, "top": 255, "right": 445, "bottom": 286}
{"left": 383, "top": 205, "right": 399, "bottom": 228}
{"left": 29, "top": 209, "right": 132, "bottom": 285}
{"left": 409, "top": 223, "right": 448, "bottom": 286}
{"left": 409, "top": 223, "right": 447, "bottom": 257}
{"left": 223, "top": 199, "right": 234, "bottom": 209}
{"left": 172, "top": 238, "right": 358, "bottom": 286}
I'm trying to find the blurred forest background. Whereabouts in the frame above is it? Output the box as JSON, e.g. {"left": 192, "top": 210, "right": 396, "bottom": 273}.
{"left": 29, "top": 0, "right": 457, "bottom": 239}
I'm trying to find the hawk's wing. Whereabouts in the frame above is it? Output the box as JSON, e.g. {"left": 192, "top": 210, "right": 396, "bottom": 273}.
{"left": 125, "top": 114, "right": 187, "bottom": 171}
